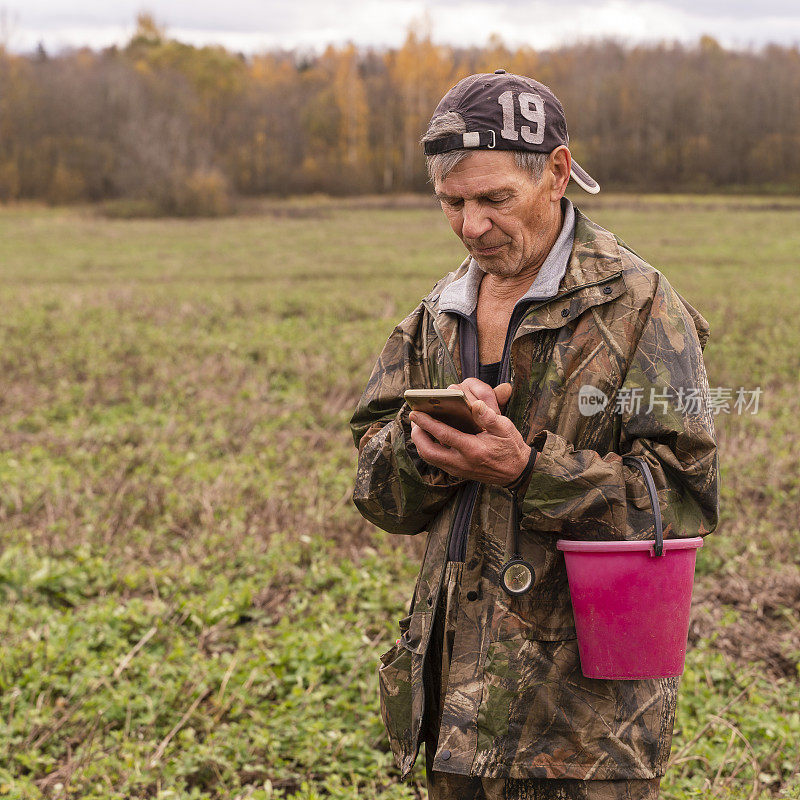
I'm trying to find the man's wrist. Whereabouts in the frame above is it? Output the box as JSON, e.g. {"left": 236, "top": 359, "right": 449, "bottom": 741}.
{"left": 504, "top": 445, "right": 537, "bottom": 495}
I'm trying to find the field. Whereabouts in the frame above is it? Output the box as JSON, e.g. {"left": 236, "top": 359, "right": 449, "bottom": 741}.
{"left": 1, "top": 194, "right": 799, "bottom": 799}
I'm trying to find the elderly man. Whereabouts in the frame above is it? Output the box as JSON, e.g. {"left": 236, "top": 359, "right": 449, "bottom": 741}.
{"left": 350, "top": 70, "right": 719, "bottom": 800}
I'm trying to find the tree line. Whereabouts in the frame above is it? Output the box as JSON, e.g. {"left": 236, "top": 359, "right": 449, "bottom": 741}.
{"left": 1, "top": 15, "right": 799, "bottom": 212}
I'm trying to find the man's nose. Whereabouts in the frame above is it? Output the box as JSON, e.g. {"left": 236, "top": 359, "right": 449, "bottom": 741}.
{"left": 461, "top": 202, "right": 492, "bottom": 240}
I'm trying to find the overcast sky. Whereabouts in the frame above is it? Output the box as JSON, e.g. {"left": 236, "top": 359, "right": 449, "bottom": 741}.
{"left": 3, "top": 0, "right": 800, "bottom": 55}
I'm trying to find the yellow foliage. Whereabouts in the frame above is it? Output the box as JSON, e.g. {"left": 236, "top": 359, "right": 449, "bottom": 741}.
{"left": 332, "top": 44, "right": 369, "bottom": 166}
{"left": 475, "top": 33, "right": 512, "bottom": 74}
{"left": 161, "top": 168, "right": 231, "bottom": 217}
{"left": 389, "top": 27, "right": 458, "bottom": 181}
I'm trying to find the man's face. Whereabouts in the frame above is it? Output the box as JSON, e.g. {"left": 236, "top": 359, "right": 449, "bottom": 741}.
{"left": 434, "top": 150, "right": 560, "bottom": 278}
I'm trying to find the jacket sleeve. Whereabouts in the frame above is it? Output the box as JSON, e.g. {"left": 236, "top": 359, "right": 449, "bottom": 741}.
{"left": 518, "top": 274, "right": 719, "bottom": 541}
{"left": 350, "top": 303, "right": 465, "bottom": 535}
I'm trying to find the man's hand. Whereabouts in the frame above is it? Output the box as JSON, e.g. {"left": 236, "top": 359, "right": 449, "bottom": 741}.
{"left": 447, "top": 378, "right": 512, "bottom": 415}
{"left": 409, "top": 379, "right": 531, "bottom": 486}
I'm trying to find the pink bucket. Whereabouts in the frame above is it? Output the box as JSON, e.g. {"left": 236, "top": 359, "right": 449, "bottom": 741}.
{"left": 556, "top": 455, "right": 703, "bottom": 680}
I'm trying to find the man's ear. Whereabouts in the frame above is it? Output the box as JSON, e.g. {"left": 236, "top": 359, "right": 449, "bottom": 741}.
{"left": 548, "top": 145, "right": 571, "bottom": 200}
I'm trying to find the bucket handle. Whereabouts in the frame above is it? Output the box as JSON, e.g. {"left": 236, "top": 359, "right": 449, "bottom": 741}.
{"left": 621, "top": 455, "right": 664, "bottom": 557}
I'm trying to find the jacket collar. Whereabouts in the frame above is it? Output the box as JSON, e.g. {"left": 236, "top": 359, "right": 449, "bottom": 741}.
{"left": 558, "top": 205, "right": 623, "bottom": 290}
{"left": 512, "top": 207, "right": 626, "bottom": 335}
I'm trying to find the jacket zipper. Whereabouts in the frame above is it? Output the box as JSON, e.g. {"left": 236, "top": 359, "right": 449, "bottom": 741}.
{"left": 448, "top": 300, "right": 532, "bottom": 561}
{"left": 422, "top": 299, "right": 460, "bottom": 385}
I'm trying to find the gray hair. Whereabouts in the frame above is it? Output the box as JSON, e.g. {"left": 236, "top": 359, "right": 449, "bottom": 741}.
{"left": 422, "top": 111, "right": 549, "bottom": 185}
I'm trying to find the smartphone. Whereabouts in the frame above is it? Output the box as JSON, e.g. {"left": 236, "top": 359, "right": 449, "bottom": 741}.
{"left": 404, "top": 388, "right": 482, "bottom": 435}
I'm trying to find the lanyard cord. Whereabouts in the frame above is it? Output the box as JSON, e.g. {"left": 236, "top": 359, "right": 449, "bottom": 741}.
{"left": 505, "top": 445, "right": 538, "bottom": 557}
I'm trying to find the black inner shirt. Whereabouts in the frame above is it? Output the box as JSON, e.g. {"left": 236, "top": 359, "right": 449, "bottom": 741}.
{"left": 477, "top": 359, "right": 501, "bottom": 388}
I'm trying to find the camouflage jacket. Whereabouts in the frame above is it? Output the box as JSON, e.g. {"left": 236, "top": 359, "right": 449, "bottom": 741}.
{"left": 350, "top": 206, "right": 719, "bottom": 781}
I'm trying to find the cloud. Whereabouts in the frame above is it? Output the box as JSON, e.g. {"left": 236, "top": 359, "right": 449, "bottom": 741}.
{"left": 7, "top": 0, "right": 422, "bottom": 34}
{"left": 3, "top": 0, "right": 800, "bottom": 54}
{"left": 434, "top": 0, "right": 800, "bottom": 18}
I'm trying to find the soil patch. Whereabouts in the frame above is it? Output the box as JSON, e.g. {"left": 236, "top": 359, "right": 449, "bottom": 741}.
{"left": 690, "top": 570, "right": 800, "bottom": 679}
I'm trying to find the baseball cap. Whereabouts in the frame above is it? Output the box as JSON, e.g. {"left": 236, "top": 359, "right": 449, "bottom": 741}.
{"left": 423, "top": 70, "right": 599, "bottom": 194}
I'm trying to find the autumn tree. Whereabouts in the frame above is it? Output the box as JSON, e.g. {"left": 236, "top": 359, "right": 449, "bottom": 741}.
{"left": 1, "top": 18, "right": 799, "bottom": 208}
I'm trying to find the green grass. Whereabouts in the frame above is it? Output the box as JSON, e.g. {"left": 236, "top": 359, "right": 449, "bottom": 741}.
{"left": 0, "top": 194, "right": 798, "bottom": 798}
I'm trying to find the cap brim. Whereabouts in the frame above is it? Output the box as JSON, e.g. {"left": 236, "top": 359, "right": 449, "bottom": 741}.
{"left": 570, "top": 160, "right": 600, "bottom": 194}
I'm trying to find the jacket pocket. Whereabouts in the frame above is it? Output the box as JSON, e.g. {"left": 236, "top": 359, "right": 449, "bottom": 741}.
{"left": 490, "top": 524, "right": 578, "bottom": 641}
{"left": 378, "top": 644, "right": 413, "bottom": 764}
{"left": 376, "top": 610, "right": 432, "bottom": 771}
{"left": 491, "top": 587, "right": 578, "bottom": 642}
{"left": 475, "top": 635, "right": 672, "bottom": 779}
{"left": 493, "top": 602, "right": 578, "bottom": 642}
